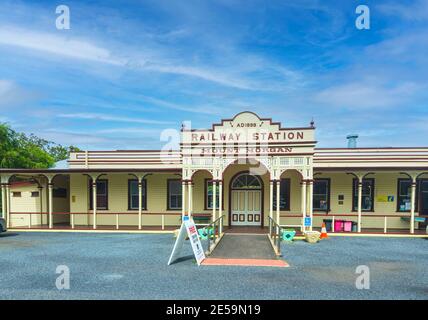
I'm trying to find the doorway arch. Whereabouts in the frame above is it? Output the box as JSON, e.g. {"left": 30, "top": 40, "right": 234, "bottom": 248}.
{"left": 229, "top": 171, "right": 264, "bottom": 227}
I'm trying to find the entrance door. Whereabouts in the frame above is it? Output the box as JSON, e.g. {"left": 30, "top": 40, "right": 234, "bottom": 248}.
{"left": 231, "top": 190, "right": 262, "bottom": 226}
{"left": 230, "top": 173, "right": 262, "bottom": 226}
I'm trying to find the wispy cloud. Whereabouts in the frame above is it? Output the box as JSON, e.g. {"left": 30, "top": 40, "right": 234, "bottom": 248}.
{"left": 1, "top": 0, "right": 427, "bottom": 149}
{"left": 0, "top": 22, "right": 306, "bottom": 91}
{"left": 0, "top": 79, "right": 39, "bottom": 109}
{"left": 314, "top": 82, "right": 423, "bottom": 109}
{"left": 57, "top": 113, "right": 173, "bottom": 125}
{"left": 378, "top": 0, "right": 428, "bottom": 22}
{"left": 0, "top": 26, "right": 123, "bottom": 65}
{"left": 137, "top": 95, "right": 228, "bottom": 115}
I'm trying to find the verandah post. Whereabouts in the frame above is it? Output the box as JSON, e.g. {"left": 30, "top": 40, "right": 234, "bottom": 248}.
{"left": 218, "top": 180, "right": 223, "bottom": 234}
{"left": 1, "top": 184, "right": 6, "bottom": 220}
{"left": 212, "top": 180, "right": 217, "bottom": 222}
{"left": 188, "top": 181, "right": 193, "bottom": 218}
{"left": 410, "top": 179, "right": 416, "bottom": 234}
{"left": 6, "top": 184, "right": 10, "bottom": 228}
{"left": 308, "top": 180, "right": 313, "bottom": 231}
{"left": 48, "top": 182, "right": 53, "bottom": 229}
{"left": 357, "top": 178, "right": 363, "bottom": 233}
{"left": 269, "top": 180, "right": 273, "bottom": 221}
{"left": 181, "top": 180, "right": 186, "bottom": 220}
{"left": 138, "top": 180, "right": 143, "bottom": 230}
{"left": 92, "top": 180, "right": 97, "bottom": 229}
{"left": 301, "top": 180, "right": 307, "bottom": 232}
{"left": 276, "top": 179, "right": 280, "bottom": 234}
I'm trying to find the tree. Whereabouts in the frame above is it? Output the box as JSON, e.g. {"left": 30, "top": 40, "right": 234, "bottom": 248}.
{"left": 0, "top": 123, "right": 80, "bottom": 169}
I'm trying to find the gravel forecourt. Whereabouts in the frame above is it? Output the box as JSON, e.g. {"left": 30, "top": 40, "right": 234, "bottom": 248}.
{"left": 0, "top": 232, "right": 427, "bottom": 300}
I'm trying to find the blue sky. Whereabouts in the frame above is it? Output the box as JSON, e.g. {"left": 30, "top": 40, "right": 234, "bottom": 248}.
{"left": 0, "top": 0, "right": 427, "bottom": 150}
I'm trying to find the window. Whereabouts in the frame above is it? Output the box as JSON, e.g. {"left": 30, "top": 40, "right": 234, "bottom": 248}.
{"left": 397, "top": 179, "right": 419, "bottom": 212}
{"left": 205, "top": 179, "right": 221, "bottom": 209}
{"left": 31, "top": 191, "right": 40, "bottom": 197}
{"left": 53, "top": 187, "right": 67, "bottom": 198}
{"left": 128, "top": 180, "right": 147, "bottom": 210}
{"left": 89, "top": 179, "right": 108, "bottom": 210}
{"left": 231, "top": 174, "right": 262, "bottom": 189}
{"left": 167, "top": 179, "right": 182, "bottom": 210}
{"left": 12, "top": 192, "right": 21, "bottom": 197}
{"left": 272, "top": 179, "right": 290, "bottom": 211}
{"left": 313, "top": 179, "right": 330, "bottom": 212}
{"left": 352, "top": 178, "right": 375, "bottom": 211}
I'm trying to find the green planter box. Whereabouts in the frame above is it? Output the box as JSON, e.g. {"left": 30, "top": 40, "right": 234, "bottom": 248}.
{"left": 282, "top": 229, "right": 296, "bottom": 242}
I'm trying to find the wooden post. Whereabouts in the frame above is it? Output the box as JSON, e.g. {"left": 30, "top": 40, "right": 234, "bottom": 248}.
{"left": 301, "top": 180, "right": 307, "bottom": 232}
{"left": 212, "top": 180, "right": 217, "bottom": 222}
{"left": 38, "top": 186, "right": 43, "bottom": 227}
{"left": 181, "top": 181, "right": 186, "bottom": 219}
{"left": 276, "top": 180, "right": 280, "bottom": 233}
{"left": 219, "top": 181, "right": 223, "bottom": 234}
{"left": 410, "top": 180, "right": 416, "bottom": 234}
{"left": 138, "top": 180, "right": 143, "bottom": 230}
{"left": 48, "top": 182, "right": 53, "bottom": 229}
{"left": 269, "top": 180, "right": 274, "bottom": 221}
{"left": 92, "top": 181, "right": 97, "bottom": 229}
{"left": 1, "top": 184, "right": 6, "bottom": 220}
{"left": 308, "top": 180, "right": 314, "bottom": 231}
{"left": 357, "top": 178, "right": 363, "bottom": 233}
{"left": 384, "top": 216, "right": 387, "bottom": 234}
{"left": 5, "top": 184, "right": 10, "bottom": 228}
{"left": 188, "top": 181, "right": 193, "bottom": 218}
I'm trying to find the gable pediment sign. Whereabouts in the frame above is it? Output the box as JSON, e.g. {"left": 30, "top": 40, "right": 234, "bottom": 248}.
{"left": 182, "top": 111, "right": 315, "bottom": 145}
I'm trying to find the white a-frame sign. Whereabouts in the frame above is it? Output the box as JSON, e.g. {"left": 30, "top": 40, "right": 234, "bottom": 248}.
{"left": 168, "top": 216, "right": 206, "bottom": 266}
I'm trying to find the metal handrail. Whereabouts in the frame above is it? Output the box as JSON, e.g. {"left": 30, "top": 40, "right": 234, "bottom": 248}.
{"left": 268, "top": 216, "right": 282, "bottom": 255}
{"left": 199, "top": 215, "right": 225, "bottom": 254}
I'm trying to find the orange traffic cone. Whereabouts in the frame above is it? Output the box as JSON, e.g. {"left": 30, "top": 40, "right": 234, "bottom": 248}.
{"left": 320, "top": 222, "right": 328, "bottom": 239}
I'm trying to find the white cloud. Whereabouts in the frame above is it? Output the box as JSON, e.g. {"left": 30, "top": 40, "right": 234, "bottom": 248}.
{"left": 137, "top": 95, "right": 228, "bottom": 115}
{"left": 0, "top": 26, "right": 123, "bottom": 65}
{"left": 378, "top": 0, "right": 428, "bottom": 22}
{"left": 0, "top": 79, "right": 14, "bottom": 96}
{"left": 0, "top": 79, "right": 39, "bottom": 109}
{"left": 0, "top": 25, "right": 306, "bottom": 91}
{"left": 57, "top": 112, "right": 174, "bottom": 125}
{"left": 314, "top": 82, "right": 422, "bottom": 109}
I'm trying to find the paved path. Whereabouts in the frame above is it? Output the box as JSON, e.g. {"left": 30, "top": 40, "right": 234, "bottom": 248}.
{"left": 209, "top": 234, "right": 276, "bottom": 259}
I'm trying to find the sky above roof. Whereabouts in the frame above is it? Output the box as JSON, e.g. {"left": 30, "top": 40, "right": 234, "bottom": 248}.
{"left": 0, "top": 0, "right": 427, "bottom": 150}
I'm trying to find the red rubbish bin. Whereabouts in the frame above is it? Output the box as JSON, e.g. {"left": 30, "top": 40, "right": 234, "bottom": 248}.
{"left": 334, "top": 220, "right": 344, "bottom": 232}
{"left": 343, "top": 221, "right": 353, "bottom": 232}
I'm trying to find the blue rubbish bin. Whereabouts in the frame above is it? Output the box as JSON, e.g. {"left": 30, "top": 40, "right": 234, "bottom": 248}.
{"left": 323, "top": 219, "right": 333, "bottom": 232}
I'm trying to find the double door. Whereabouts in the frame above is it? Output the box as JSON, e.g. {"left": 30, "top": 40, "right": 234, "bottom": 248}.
{"left": 231, "top": 190, "right": 262, "bottom": 226}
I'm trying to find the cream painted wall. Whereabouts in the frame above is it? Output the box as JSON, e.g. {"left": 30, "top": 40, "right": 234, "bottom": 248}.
{"left": 9, "top": 184, "right": 45, "bottom": 227}
{"left": 9, "top": 176, "right": 70, "bottom": 227}
{"left": 7, "top": 170, "right": 422, "bottom": 230}
{"left": 309, "top": 172, "right": 417, "bottom": 230}
{"left": 70, "top": 173, "right": 183, "bottom": 227}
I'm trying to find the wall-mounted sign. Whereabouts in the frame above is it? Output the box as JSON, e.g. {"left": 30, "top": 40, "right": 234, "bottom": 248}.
{"left": 377, "top": 195, "right": 394, "bottom": 202}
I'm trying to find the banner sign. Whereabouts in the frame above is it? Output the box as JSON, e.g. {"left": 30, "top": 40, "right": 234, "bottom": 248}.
{"left": 377, "top": 195, "right": 394, "bottom": 202}
{"left": 168, "top": 217, "right": 206, "bottom": 266}
{"left": 184, "top": 218, "right": 206, "bottom": 265}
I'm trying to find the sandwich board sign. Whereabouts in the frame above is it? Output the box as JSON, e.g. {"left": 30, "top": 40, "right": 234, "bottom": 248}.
{"left": 168, "top": 216, "right": 206, "bottom": 266}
